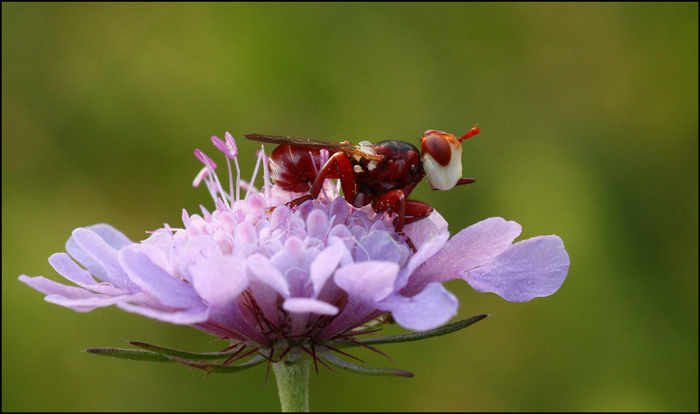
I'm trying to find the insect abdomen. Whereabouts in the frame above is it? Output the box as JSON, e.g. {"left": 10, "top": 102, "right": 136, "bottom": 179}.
{"left": 268, "top": 145, "right": 325, "bottom": 193}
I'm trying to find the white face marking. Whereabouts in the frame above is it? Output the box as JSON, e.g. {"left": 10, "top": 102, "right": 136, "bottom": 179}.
{"left": 421, "top": 131, "right": 464, "bottom": 191}
{"left": 353, "top": 165, "right": 363, "bottom": 173}
{"left": 423, "top": 150, "right": 463, "bottom": 190}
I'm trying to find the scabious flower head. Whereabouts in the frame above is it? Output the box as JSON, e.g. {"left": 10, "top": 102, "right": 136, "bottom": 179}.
{"left": 19, "top": 132, "right": 569, "bottom": 375}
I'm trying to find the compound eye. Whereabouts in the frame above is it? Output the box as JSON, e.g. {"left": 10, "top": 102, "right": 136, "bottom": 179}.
{"left": 421, "top": 132, "right": 452, "bottom": 166}
{"left": 421, "top": 130, "right": 463, "bottom": 191}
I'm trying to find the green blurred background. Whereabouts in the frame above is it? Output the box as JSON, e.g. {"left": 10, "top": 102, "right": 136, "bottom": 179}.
{"left": 3, "top": 3, "right": 697, "bottom": 411}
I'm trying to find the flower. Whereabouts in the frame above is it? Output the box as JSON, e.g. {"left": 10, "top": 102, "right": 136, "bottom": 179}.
{"left": 19, "top": 132, "right": 569, "bottom": 375}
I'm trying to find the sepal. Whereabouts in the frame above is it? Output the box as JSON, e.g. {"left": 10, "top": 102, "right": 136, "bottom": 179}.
{"left": 86, "top": 340, "right": 268, "bottom": 373}
{"left": 128, "top": 340, "right": 251, "bottom": 360}
{"left": 170, "top": 354, "right": 268, "bottom": 373}
{"left": 85, "top": 347, "right": 173, "bottom": 363}
{"left": 336, "top": 314, "right": 489, "bottom": 348}
{"left": 317, "top": 351, "right": 413, "bottom": 377}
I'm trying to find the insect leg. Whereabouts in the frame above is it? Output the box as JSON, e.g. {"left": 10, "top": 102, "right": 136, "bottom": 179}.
{"left": 455, "top": 177, "right": 475, "bottom": 187}
{"left": 372, "top": 190, "right": 418, "bottom": 252}
{"left": 403, "top": 200, "right": 434, "bottom": 225}
{"left": 308, "top": 151, "right": 357, "bottom": 203}
{"left": 279, "top": 152, "right": 356, "bottom": 212}
{"left": 372, "top": 189, "right": 407, "bottom": 232}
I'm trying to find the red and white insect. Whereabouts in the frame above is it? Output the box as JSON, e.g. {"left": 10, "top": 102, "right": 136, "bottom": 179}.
{"left": 244, "top": 125, "right": 480, "bottom": 251}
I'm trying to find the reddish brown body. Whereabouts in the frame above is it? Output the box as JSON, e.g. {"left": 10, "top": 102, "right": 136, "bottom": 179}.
{"left": 264, "top": 139, "right": 432, "bottom": 241}
{"left": 270, "top": 140, "right": 423, "bottom": 209}
{"left": 244, "top": 126, "right": 480, "bottom": 251}
{"left": 268, "top": 144, "right": 328, "bottom": 194}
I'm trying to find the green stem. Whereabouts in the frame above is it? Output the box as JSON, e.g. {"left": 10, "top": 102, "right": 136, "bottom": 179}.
{"left": 272, "top": 358, "right": 310, "bottom": 412}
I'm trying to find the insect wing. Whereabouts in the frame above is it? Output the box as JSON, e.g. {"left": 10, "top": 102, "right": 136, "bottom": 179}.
{"left": 243, "top": 134, "right": 383, "bottom": 161}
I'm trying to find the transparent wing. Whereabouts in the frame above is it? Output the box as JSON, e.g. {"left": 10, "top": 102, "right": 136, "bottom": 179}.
{"left": 243, "top": 134, "right": 383, "bottom": 161}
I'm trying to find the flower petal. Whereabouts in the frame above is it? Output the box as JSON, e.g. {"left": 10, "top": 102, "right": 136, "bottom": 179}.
{"left": 47, "top": 291, "right": 150, "bottom": 312}
{"left": 69, "top": 227, "right": 141, "bottom": 292}
{"left": 119, "top": 246, "right": 204, "bottom": 310}
{"left": 379, "top": 283, "right": 458, "bottom": 331}
{"left": 283, "top": 298, "right": 338, "bottom": 315}
{"left": 404, "top": 209, "right": 448, "bottom": 247}
{"left": 307, "top": 208, "right": 329, "bottom": 239}
{"left": 48, "top": 253, "right": 127, "bottom": 295}
{"left": 310, "top": 241, "right": 345, "bottom": 297}
{"left": 189, "top": 256, "right": 272, "bottom": 346}
{"left": 18, "top": 274, "right": 135, "bottom": 312}
{"left": 334, "top": 261, "right": 399, "bottom": 302}
{"left": 189, "top": 255, "right": 249, "bottom": 306}
{"left": 329, "top": 196, "right": 349, "bottom": 227}
{"left": 116, "top": 301, "right": 210, "bottom": 325}
{"left": 356, "top": 230, "right": 402, "bottom": 263}
{"left": 406, "top": 217, "right": 522, "bottom": 295}
{"left": 247, "top": 254, "right": 291, "bottom": 297}
{"left": 19, "top": 274, "right": 91, "bottom": 298}
{"left": 70, "top": 224, "right": 133, "bottom": 250}
{"left": 395, "top": 231, "right": 449, "bottom": 291}
{"left": 463, "top": 235, "right": 569, "bottom": 302}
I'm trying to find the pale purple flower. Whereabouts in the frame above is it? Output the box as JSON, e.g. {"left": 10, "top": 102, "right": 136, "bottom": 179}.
{"left": 19, "top": 132, "right": 569, "bottom": 373}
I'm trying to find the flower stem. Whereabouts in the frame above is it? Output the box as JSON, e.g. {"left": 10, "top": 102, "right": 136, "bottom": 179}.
{"left": 272, "top": 358, "right": 310, "bottom": 412}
